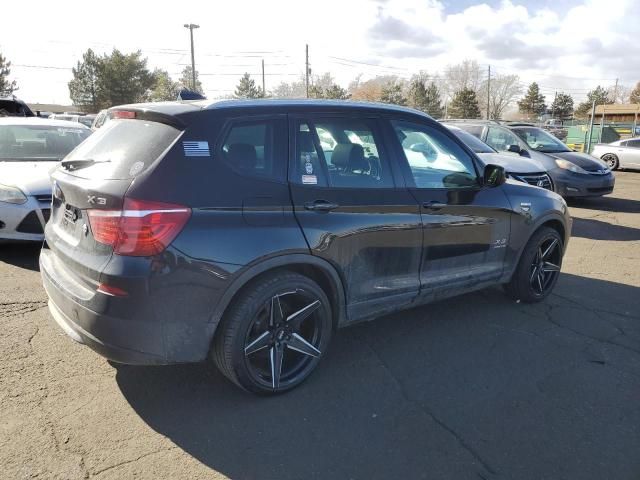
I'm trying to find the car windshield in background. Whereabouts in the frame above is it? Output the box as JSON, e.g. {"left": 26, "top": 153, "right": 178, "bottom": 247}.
{"left": 450, "top": 129, "right": 495, "bottom": 153}
{"left": 0, "top": 124, "right": 90, "bottom": 161}
{"left": 513, "top": 127, "right": 571, "bottom": 153}
{"left": 78, "top": 117, "right": 94, "bottom": 127}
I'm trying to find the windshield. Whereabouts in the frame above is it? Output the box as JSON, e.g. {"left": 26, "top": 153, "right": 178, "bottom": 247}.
{"left": 449, "top": 129, "right": 495, "bottom": 153}
{"left": 513, "top": 127, "right": 570, "bottom": 153}
{"left": 0, "top": 124, "right": 90, "bottom": 161}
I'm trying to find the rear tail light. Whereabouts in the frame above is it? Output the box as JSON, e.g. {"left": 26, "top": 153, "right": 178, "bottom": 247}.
{"left": 87, "top": 198, "right": 191, "bottom": 256}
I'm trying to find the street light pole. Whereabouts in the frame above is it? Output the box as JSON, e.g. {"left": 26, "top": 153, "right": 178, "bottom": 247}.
{"left": 183, "top": 23, "right": 200, "bottom": 91}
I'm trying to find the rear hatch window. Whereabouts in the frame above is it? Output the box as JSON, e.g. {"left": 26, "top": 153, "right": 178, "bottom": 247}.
{"left": 62, "top": 119, "right": 181, "bottom": 179}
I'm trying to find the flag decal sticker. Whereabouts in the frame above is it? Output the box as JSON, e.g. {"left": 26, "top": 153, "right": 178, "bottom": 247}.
{"left": 183, "top": 141, "right": 210, "bottom": 157}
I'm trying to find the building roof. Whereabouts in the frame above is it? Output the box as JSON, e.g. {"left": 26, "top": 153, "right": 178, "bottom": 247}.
{"left": 591, "top": 104, "right": 640, "bottom": 115}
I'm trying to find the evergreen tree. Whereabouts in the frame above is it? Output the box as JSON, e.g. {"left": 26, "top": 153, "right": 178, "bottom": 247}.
{"left": 574, "top": 86, "right": 612, "bottom": 118}
{"left": 97, "top": 49, "right": 155, "bottom": 107}
{"left": 68, "top": 49, "right": 102, "bottom": 112}
{"left": 380, "top": 81, "right": 407, "bottom": 106}
{"left": 448, "top": 88, "right": 481, "bottom": 119}
{"left": 149, "top": 69, "right": 180, "bottom": 102}
{"left": 408, "top": 77, "right": 443, "bottom": 117}
{"left": 518, "top": 82, "right": 546, "bottom": 116}
{"left": 550, "top": 92, "right": 574, "bottom": 119}
{"left": 0, "top": 51, "right": 17, "bottom": 96}
{"left": 309, "top": 83, "right": 350, "bottom": 99}
{"left": 179, "top": 65, "right": 203, "bottom": 93}
{"left": 234, "top": 73, "right": 264, "bottom": 99}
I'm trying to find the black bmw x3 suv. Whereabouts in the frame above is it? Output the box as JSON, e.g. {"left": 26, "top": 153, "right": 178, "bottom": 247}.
{"left": 41, "top": 100, "right": 571, "bottom": 394}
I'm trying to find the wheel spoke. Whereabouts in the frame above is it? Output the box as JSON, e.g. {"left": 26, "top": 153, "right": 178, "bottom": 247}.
{"left": 244, "top": 331, "right": 271, "bottom": 356}
{"left": 542, "top": 261, "right": 560, "bottom": 272}
{"left": 286, "top": 300, "right": 321, "bottom": 329}
{"left": 270, "top": 344, "right": 284, "bottom": 389}
{"left": 530, "top": 265, "right": 539, "bottom": 284}
{"left": 541, "top": 239, "right": 558, "bottom": 260}
{"left": 536, "top": 271, "right": 544, "bottom": 293}
{"left": 270, "top": 295, "right": 284, "bottom": 327}
{"left": 286, "top": 333, "right": 321, "bottom": 358}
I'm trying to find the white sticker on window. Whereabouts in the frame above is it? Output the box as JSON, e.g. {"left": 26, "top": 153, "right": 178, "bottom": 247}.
{"left": 183, "top": 141, "right": 210, "bottom": 157}
{"left": 302, "top": 175, "right": 317, "bottom": 185}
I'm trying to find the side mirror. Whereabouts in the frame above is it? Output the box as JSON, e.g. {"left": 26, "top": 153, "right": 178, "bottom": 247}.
{"left": 409, "top": 142, "right": 436, "bottom": 159}
{"left": 484, "top": 164, "right": 506, "bottom": 188}
{"left": 507, "top": 144, "right": 521, "bottom": 154}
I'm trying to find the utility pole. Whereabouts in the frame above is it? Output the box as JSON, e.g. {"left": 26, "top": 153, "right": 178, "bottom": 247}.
{"left": 486, "top": 65, "right": 491, "bottom": 120}
{"left": 305, "top": 44, "right": 310, "bottom": 98}
{"left": 586, "top": 99, "right": 596, "bottom": 153}
{"left": 613, "top": 78, "right": 619, "bottom": 103}
{"left": 444, "top": 98, "right": 448, "bottom": 120}
{"left": 551, "top": 91, "right": 557, "bottom": 120}
{"left": 261, "top": 59, "right": 266, "bottom": 95}
{"left": 183, "top": 23, "right": 200, "bottom": 91}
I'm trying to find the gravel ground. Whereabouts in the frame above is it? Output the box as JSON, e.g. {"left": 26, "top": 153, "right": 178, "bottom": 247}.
{"left": 1, "top": 171, "right": 639, "bottom": 480}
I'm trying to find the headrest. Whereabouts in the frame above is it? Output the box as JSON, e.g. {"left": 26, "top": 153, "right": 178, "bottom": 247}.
{"left": 227, "top": 143, "right": 257, "bottom": 170}
{"left": 331, "top": 143, "right": 365, "bottom": 169}
{"left": 298, "top": 131, "right": 315, "bottom": 153}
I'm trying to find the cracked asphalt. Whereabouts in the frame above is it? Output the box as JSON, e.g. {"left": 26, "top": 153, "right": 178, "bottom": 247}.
{"left": 1, "top": 171, "right": 639, "bottom": 480}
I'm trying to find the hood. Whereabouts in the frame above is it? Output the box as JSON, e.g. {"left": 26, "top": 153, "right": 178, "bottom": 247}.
{"left": 0, "top": 161, "right": 57, "bottom": 195}
{"left": 543, "top": 151, "right": 608, "bottom": 172}
{"left": 476, "top": 152, "right": 546, "bottom": 174}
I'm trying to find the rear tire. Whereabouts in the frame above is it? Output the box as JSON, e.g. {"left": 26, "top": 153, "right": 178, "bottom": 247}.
{"left": 213, "top": 271, "right": 332, "bottom": 395}
{"left": 505, "top": 227, "right": 563, "bottom": 303}
{"left": 602, "top": 153, "right": 619, "bottom": 170}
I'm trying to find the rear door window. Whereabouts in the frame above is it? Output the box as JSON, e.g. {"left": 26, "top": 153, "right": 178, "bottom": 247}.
{"left": 292, "top": 117, "right": 394, "bottom": 188}
{"left": 219, "top": 118, "right": 286, "bottom": 181}
{"left": 62, "top": 119, "right": 181, "bottom": 179}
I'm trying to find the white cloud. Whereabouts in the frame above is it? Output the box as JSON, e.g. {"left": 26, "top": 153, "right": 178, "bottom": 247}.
{"left": 1, "top": 0, "right": 636, "bottom": 104}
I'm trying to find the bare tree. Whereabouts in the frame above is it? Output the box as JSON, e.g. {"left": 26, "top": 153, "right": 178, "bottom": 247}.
{"left": 442, "top": 60, "right": 483, "bottom": 99}
{"left": 607, "top": 83, "right": 631, "bottom": 104}
{"left": 478, "top": 74, "right": 522, "bottom": 119}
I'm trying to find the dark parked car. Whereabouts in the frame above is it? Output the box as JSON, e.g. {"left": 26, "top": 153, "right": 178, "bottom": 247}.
{"left": 41, "top": 100, "right": 571, "bottom": 394}
{"left": 451, "top": 121, "right": 615, "bottom": 198}
{"left": 0, "top": 95, "right": 34, "bottom": 117}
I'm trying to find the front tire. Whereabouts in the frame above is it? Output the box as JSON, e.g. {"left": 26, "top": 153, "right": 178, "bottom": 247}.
{"left": 505, "top": 227, "right": 563, "bottom": 303}
{"left": 602, "top": 153, "right": 619, "bottom": 170}
{"left": 213, "top": 271, "right": 332, "bottom": 394}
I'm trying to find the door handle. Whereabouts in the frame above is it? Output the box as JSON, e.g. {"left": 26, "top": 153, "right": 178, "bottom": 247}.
{"left": 422, "top": 201, "right": 446, "bottom": 210}
{"left": 304, "top": 200, "right": 340, "bottom": 212}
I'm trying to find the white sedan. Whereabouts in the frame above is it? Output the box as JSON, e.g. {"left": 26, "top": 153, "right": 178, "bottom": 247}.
{"left": 0, "top": 117, "right": 90, "bottom": 242}
{"left": 591, "top": 137, "right": 640, "bottom": 171}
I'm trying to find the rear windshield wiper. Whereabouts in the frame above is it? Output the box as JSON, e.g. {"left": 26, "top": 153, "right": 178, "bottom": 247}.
{"left": 61, "top": 159, "right": 110, "bottom": 171}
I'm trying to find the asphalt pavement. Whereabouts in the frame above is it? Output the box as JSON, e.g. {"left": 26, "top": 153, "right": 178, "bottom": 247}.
{"left": 1, "top": 171, "right": 639, "bottom": 480}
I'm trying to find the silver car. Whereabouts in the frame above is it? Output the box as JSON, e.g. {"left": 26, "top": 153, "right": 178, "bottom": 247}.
{"left": 444, "top": 124, "right": 554, "bottom": 191}
{"left": 0, "top": 117, "right": 90, "bottom": 242}
{"left": 591, "top": 137, "right": 640, "bottom": 170}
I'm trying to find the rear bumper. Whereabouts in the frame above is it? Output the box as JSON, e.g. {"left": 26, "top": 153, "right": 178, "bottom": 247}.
{"left": 40, "top": 249, "right": 168, "bottom": 365}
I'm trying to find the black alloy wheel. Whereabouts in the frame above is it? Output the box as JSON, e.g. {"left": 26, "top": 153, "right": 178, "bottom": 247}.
{"left": 244, "top": 290, "right": 324, "bottom": 390}
{"left": 213, "top": 272, "right": 332, "bottom": 394}
{"left": 505, "top": 226, "right": 563, "bottom": 303}
{"left": 529, "top": 237, "right": 561, "bottom": 296}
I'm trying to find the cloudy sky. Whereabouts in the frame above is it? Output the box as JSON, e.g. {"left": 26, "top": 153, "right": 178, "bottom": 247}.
{"left": 2, "top": 0, "right": 637, "bottom": 105}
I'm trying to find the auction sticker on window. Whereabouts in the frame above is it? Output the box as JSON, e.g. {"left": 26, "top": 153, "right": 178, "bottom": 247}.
{"left": 302, "top": 175, "right": 317, "bottom": 184}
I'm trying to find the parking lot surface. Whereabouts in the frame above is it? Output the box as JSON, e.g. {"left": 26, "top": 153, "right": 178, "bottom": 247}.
{"left": 1, "top": 172, "right": 639, "bottom": 480}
